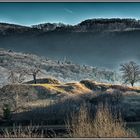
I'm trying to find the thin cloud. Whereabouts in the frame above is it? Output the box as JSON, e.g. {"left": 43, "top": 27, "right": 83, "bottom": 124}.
{"left": 64, "top": 8, "right": 73, "bottom": 14}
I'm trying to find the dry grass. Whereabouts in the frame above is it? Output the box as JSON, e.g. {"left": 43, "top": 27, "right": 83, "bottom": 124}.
{"left": 32, "top": 84, "right": 67, "bottom": 93}
{"left": 66, "top": 104, "right": 137, "bottom": 138}
{"left": 11, "top": 96, "right": 84, "bottom": 125}
{"left": 32, "top": 82, "right": 92, "bottom": 94}
{"left": 23, "top": 99, "right": 55, "bottom": 110}
{"left": 92, "top": 104, "right": 136, "bottom": 138}
{"left": 0, "top": 124, "right": 46, "bottom": 138}
{"left": 80, "top": 80, "right": 140, "bottom": 92}
{"left": 64, "top": 82, "right": 92, "bottom": 94}
{"left": 66, "top": 104, "right": 94, "bottom": 137}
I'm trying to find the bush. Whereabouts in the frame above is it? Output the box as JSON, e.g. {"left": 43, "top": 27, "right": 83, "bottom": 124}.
{"left": 3, "top": 104, "right": 11, "bottom": 120}
{"left": 66, "top": 104, "right": 137, "bottom": 138}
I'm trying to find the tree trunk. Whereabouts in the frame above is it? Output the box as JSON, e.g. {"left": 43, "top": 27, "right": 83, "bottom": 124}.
{"left": 33, "top": 74, "right": 36, "bottom": 84}
{"left": 131, "top": 82, "right": 134, "bottom": 87}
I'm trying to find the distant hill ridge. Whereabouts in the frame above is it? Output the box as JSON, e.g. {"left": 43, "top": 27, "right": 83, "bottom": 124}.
{"left": 1, "top": 18, "right": 140, "bottom": 33}
{"left": 0, "top": 18, "right": 140, "bottom": 69}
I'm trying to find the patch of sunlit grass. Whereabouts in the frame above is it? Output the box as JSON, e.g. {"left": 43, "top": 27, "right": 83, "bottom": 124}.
{"left": 32, "top": 84, "right": 67, "bottom": 93}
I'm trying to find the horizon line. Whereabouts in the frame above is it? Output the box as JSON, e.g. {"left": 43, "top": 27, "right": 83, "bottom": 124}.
{"left": 0, "top": 17, "right": 140, "bottom": 27}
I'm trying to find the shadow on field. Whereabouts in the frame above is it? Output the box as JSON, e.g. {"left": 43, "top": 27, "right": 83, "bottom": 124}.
{"left": 10, "top": 90, "right": 124, "bottom": 126}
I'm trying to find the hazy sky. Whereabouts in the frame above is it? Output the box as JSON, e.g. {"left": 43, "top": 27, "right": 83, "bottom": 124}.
{"left": 0, "top": 3, "right": 140, "bottom": 26}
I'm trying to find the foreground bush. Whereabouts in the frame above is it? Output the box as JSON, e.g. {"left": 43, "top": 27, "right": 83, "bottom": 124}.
{"left": 66, "top": 104, "right": 137, "bottom": 138}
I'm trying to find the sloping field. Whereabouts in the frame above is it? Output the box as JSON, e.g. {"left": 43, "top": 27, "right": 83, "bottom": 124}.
{"left": 0, "top": 78, "right": 140, "bottom": 125}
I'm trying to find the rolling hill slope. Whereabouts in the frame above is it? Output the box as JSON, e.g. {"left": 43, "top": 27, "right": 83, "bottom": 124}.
{"left": 0, "top": 49, "right": 120, "bottom": 87}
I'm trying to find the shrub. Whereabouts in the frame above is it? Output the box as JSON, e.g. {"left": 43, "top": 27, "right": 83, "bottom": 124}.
{"left": 3, "top": 104, "right": 11, "bottom": 120}
{"left": 66, "top": 104, "right": 93, "bottom": 137}
{"left": 66, "top": 104, "right": 137, "bottom": 138}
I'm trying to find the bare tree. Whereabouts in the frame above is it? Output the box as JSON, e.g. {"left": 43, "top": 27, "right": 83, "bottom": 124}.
{"left": 8, "top": 69, "right": 26, "bottom": 84}
{"left": 27, "top": 65, "right": 41, "bottom": 84}
{"left": 120, "top": 61, "right": 140, "bottom": 86}
{"left": 8, "top": 71, "right": 17, "bottom": 84}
